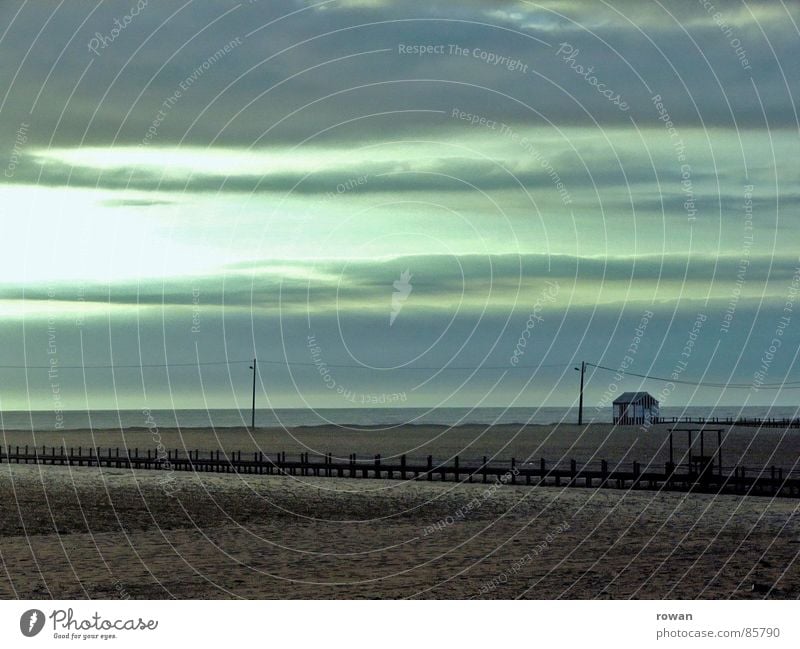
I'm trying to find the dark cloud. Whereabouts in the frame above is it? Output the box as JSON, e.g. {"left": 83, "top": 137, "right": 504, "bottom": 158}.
{"left": 2, "top": 252, "right": 795, "bottom": 312}
{"left": 0, "top": 0, "right": 797, "bottom": 156}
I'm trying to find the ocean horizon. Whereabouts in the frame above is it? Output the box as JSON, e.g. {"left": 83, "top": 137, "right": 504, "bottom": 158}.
{"left": 1, "top": 405, "right": 798, "bottom": 431}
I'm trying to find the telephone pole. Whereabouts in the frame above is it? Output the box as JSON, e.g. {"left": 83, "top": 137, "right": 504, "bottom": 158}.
{"left": 249, "top": 358, "right": 257, "bottom": 429}
{"left": 574, "top": 361, "right": 585, "bottom": 425}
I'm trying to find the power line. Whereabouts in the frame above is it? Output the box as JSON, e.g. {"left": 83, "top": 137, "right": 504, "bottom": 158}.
{"left": 0, "top": 357, "right": 796, "bottom": 390}
{"left": 0, "top": 360, "right": 252, "bottom": 370}
{"left": 0, "top": 359, "right": 567, "bottom": 371}
{"left": 283, "top": 361, "right": 570, "bottom": 370}
{"left": 587, "top": 362, "right": 800, "bottom": 389}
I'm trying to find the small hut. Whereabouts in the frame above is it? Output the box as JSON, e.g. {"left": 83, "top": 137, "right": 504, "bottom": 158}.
{"left": 612, "top": 392, "right": 659, "bottom": 425}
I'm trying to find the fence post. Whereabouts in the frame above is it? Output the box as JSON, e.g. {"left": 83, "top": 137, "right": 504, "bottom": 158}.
{"left": 427, "top": 455, "right": 433, "bottom": 481}
{"left": 400, "top": 454, "right": 407, "bottom": 480}
{"left": 454, "top": 456, "right": 460, "bottom": 482}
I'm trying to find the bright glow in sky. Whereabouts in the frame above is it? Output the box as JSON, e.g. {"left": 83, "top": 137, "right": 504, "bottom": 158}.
{"left": 1, "top": 0, "right": 798, "bottom": 409}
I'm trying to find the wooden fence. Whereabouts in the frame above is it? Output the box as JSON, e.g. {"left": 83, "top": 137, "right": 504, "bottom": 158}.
{"left": 2, "top": 445, "right": 799, "bottom": 498}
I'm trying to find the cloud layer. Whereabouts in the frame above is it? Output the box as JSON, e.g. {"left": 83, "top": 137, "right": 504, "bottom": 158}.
{"left": 0, "top": 0, "right": 798, "bottom": 408}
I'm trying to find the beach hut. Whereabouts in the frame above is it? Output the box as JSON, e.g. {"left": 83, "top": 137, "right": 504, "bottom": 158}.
{"left": 612, "top": 392, "right": 659, "bottom": 425}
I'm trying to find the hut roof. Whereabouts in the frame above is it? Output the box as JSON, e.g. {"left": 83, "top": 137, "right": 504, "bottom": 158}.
{"left": 613, "top": 391, "right": 658, "bottom": 405}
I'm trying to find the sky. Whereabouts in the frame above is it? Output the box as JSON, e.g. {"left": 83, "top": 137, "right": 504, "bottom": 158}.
{"left": 0, "top": 0, "right": 799, "bottom": 413}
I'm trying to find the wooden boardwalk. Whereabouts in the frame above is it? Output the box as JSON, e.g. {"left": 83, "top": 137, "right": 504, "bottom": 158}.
{"left": 2, "top": 445, "right": 799, "bottom": 498}
{"left": 656, "top": 416, "right": 800, "bottom": 428}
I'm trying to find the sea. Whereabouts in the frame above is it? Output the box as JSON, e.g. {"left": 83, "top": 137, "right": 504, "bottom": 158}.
{"left": 1, "top": 406, "right": 798, "bottom": 431}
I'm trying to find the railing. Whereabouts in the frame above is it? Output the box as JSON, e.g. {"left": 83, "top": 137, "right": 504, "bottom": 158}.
{"left": 2, "top": 445, "right": 799, "bottom": 498}
{"left": 652, "top": 417, "right": 800, "bottom": 427}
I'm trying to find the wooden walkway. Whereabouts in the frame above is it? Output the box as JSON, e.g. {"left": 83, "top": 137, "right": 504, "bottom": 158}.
{"left": 2, "top": 445, "right": 799, "bottom": 498}
{"left": 656, "top": 416, "right": 800, "bottom": 428}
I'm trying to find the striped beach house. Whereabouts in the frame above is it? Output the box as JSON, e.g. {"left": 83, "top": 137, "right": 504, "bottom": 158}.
{"left": 612, "top": 392, "right": 659, "bottom": 425}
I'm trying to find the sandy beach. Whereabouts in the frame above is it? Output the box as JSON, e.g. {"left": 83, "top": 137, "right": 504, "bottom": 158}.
{"left": 1, "top": 423, "right": 798, "bottom": 599}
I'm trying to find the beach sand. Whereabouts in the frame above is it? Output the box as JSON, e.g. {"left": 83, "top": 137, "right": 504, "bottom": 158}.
{"left": 1, "top": 436, "right": 798, "bottom": 599}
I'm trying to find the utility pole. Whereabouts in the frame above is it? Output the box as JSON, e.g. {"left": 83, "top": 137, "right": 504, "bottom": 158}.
{"left": 574, "top": 361, "right": 586, "bottom": 425}
{"left": 249, "top": 358, "right": 257, "bottom": 429}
